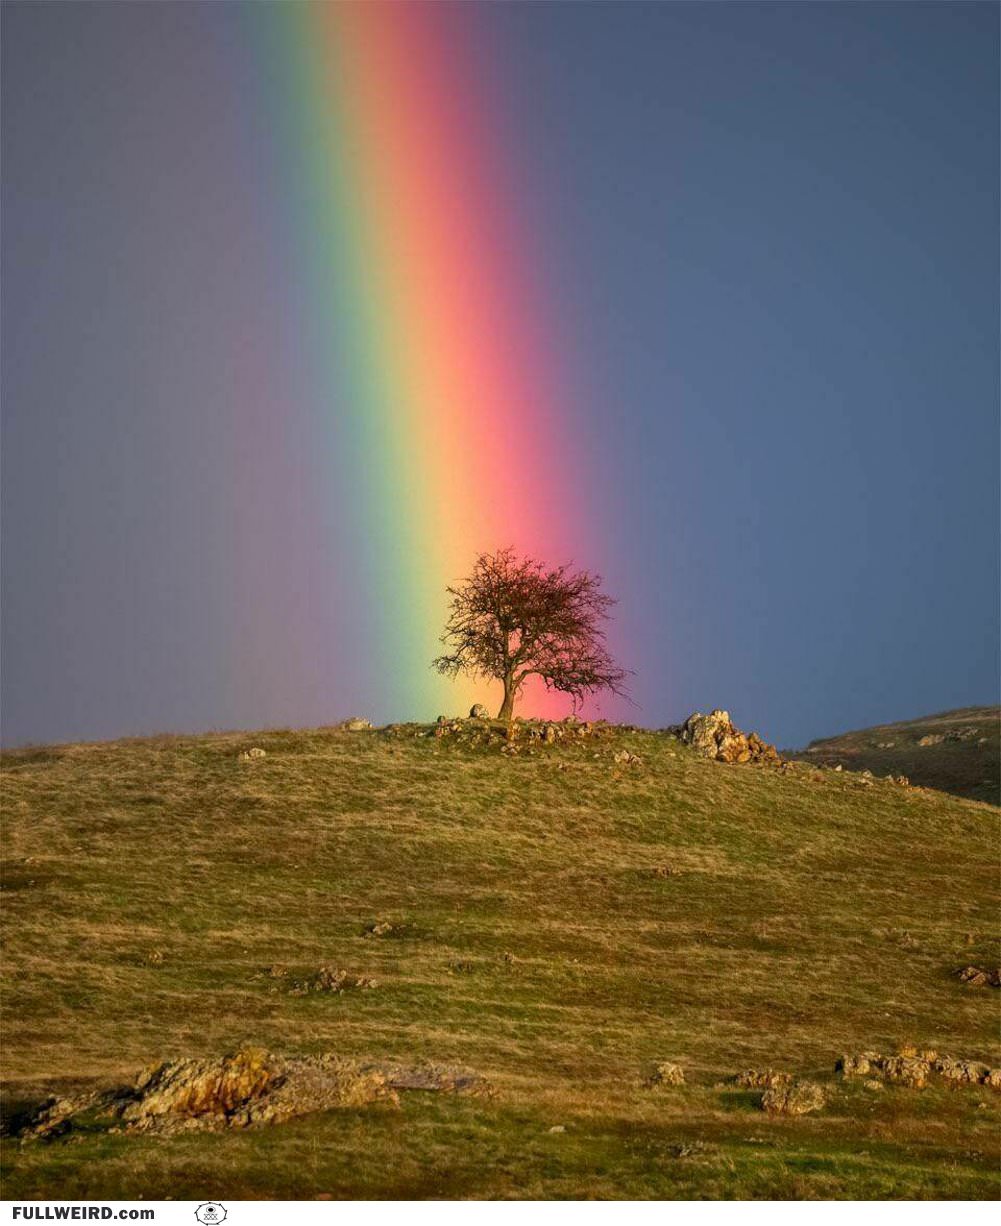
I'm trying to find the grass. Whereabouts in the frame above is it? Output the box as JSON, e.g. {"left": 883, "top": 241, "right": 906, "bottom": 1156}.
{"left": 791, "top": 705, "right": 1000, "bottom": 805}
{"left": 1, "top": 720, "right": 999, "bottom": 1199}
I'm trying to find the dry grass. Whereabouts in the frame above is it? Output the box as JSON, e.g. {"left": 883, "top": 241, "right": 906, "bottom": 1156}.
{"left": 1, "top": 721, "right": 999, "bottom": 1198}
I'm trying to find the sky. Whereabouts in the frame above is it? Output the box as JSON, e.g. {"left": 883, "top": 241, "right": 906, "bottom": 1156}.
{"left": 2, "top": 0, "right": 998, "bottom": 749}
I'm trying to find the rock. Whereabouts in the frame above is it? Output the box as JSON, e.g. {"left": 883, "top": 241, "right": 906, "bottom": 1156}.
{"left": 958, "top": 966, "right": 1001, "bottom": 988}
{"left": 238, "top": 747, "right": 266, "bottom": 761}
{"left": 469, "top": 704, "right": 490, "bottom": 720}
{"left": 837, "top": 1052, "right": 881, "bottom": 1078}
{"left": 343, "top": 718, "right": 372, "bottom": 731}
{"left": 675, "top": 710, "right": 779, "bottom": 765}
{"left": 880, "top": 1056, "right": 930, "bottom": 1088}
{"left": 284, "top": 967, "right": 377, "bottom": 996}
{"left": 613, "top": 750, "right": 642, "bottom": 766}
{"left": 548, "top": 1124, "right": 566, "bottom": 1133}
{"left": 760, "top": 1081, "right": 825, "bottom": 1116}
{"left": 864, "top": 1080, "right": 884, "bottom": 1091}
{"left": 646, "top": 1061, "right": 685, "bottom": 1087}
{"left": 734, "top": 1069, "right": 793, "bottom": 1090}
{"left": 16, "top": 1049, "right": 494, "bottom": 1138}
{"left": 917, "top": 734, "right": 944, "bottom": 747}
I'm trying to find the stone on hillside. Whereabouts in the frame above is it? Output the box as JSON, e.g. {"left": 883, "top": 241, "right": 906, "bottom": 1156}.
{"left": 760, "top": 1081, "right": 825, "bottom": 1116}
{"left": 17, "top": 1048, "right": 493, "bottom": 1138}
{"left": 958, "top": 965, "right": 1001, "bottom": 988}
{"left": 469, "top": 704, "right": 490, "bottom": 720}
{"left": 734, "top": 1069, "right": 793, "bottom": 1090}
{"left": 343, "top": 718, "right": 372, "bottom": 731}
{"left": 646, "top": 1062, "right": 685, "bottom": 1087}
{"left": 675, "top": 710, "right": 778, "bottom": 765}
{"left": 917, "top": 734, "right": 944, "bottom": 747}
{"left": 238, "top": 747, "right": 266, "bottom": 761}
{"left": 837, "top": 1052, "right": 880, "bottom": 1078}
{"left": 880, "top": 1056, "right": 930, "bottom": 1088}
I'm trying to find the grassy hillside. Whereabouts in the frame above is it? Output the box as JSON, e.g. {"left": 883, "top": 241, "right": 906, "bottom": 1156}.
{"left": 791, "top": 706, "right": 1000, "bottom": 805}
{"left": 2, "top": 721, "right": 999, "bottom": 1200}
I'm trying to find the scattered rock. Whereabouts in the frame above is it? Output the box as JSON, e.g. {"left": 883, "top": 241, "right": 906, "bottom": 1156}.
{"left": 646, "top": 1062, "right": 685, "bottom": 1088}
{"left": 613, "top": 750, "right": 642, "bottom": 766}
{"left": 238, "top": 747, "right": 266, "bottom": 761}
{"left": 917, "top": 734, "right": 944, "bottom": 747}
{"left": 734, "top": 1069, "right": 792, "bottom": 1090}
{"left": 342, "top": 718, "right": 372, "bottom": 732}
{"left": 672, "top": 710, "right": 779, "bottom": 765}
{"left": 469, "top": 704, "right": 490, "bottom": 720}
{"left": 836, "top": 1052, "right": 881, "bottom": 1078}
{"left": 880, "top": 1056, "right": 929, "bottom": 1089}
{"left": 760, "top": 1081, "right": 825, "bottom": 1116}
{"left": 957, "top": 965, "right": 1001, "bottom": 988}
{"left": 282, "top": 967, "right": 377, "bottom": 996}
{"left": 838, "top": 1049, "right": 1000, "bottom": 1091}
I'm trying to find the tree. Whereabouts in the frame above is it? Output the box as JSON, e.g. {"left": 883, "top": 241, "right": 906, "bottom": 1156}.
{"left": 433, "top": 548, "right": 629, "bottom": 721}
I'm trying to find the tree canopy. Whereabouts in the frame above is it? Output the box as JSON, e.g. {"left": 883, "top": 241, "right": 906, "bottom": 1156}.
{"left": 433, "top": 548, "right": 629, "bottom": 721}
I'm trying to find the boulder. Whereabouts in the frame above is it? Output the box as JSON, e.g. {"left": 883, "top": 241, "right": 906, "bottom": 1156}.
{"left": 675, "top": 710, "right": 778, "bottom": 765}
{"left": 238, "top": 747, "right": 266, "bottom": 761}
{"left": 343, "top": 718, "right": 372, "bottom": 731}
{"left": 760, "top": 1081, "right": 825, "bottom": 1116}
{"left": 646, "top": 1062, "right": 685, "bottom": 1087}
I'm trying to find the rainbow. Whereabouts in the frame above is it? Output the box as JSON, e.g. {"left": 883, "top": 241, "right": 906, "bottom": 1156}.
{"left": 250, "top": 2, "right": 598, "bottom": 721}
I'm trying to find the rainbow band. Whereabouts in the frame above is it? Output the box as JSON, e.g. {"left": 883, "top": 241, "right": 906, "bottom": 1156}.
{"left": 255, "top": 2, "right": 589, "bottom": 719}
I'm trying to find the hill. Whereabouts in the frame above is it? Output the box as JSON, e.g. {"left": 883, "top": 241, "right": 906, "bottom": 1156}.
{"left": 1, "top": 719, "right": 999, "bottom": 1199}
{"left": 790, "top": 706, "right": 1000, "bottom": 805}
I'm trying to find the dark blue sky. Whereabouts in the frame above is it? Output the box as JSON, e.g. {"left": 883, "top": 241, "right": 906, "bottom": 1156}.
{"left": 2, "top": 1, "right": 998, "bottom": 747}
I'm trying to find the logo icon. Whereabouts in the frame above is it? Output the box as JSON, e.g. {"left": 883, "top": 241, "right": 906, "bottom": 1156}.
{"left": 195, "top": 1205, "right": 227, "bottom": 1226}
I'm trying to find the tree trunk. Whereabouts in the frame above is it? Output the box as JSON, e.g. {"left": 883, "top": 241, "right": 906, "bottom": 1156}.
{"left": 497, "top": 676, "right": 516, "bottom": 722}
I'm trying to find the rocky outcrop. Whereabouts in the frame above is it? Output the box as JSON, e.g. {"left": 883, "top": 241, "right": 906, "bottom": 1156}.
{"left": 673, "top": 710, "right": 779, "bottom": 764}
{"left": 18, "top": 1048, "right": 492, "bottom": 1139}
{"left": 837, "top": 1048, "right": 1000, "bottom": 1090}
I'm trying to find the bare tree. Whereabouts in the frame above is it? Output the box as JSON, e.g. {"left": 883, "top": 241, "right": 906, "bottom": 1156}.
{"left": 433, "top": 548, "right": 629, "bottom": 721}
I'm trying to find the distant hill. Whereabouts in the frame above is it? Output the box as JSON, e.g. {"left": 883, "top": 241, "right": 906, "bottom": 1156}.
{"left": 791, "top": 706, "right": 1000, "bottom": 804}
{"left": 1, "top": 718, "right": 998, "bottom": 1198}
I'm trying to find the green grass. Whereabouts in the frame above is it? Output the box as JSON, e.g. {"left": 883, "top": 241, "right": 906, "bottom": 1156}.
{"left": 791, "top": 705, "right": 1000, "bottom": 804}
{"left": 2, "top": 722, "right": 999, "bottom": 1199}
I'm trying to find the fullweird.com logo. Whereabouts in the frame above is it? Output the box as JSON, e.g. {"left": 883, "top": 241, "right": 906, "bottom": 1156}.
{"left": 194, "top": 1206, "right": 227, "bottom": 1226}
